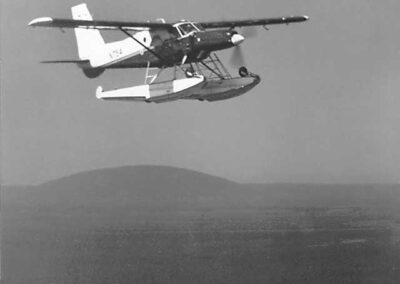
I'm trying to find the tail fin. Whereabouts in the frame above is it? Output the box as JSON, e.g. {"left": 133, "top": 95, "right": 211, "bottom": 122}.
{"left": 71, "top": 3, "right": 105, "bottom": 60}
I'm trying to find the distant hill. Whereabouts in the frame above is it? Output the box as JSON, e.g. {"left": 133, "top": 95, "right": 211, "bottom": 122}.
{"left": 3, "top": 165, "right": 400, "bottom": 227}
{"left": 4, "top": 165, "right": 242, "bottom": 210}
{"left": 3, "top": 166, "right": 400, "bottom": 284}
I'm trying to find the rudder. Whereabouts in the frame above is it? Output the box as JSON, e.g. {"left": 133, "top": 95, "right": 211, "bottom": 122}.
{"left": 71, "top": 3, "right": 105, "bottom": 60}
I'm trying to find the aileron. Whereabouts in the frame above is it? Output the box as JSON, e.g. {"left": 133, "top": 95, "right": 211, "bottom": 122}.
{"left": 29, "top": 18, "right": 173, "bottom": 31}
{"left": 200, "top": 15, "right": 309, "bottom": 29}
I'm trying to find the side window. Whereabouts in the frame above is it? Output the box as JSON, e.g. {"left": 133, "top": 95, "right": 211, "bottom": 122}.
{"left": 178, "top": 25, "right": 186, "bottom": 36}
{"left": 174, "top": 26, "right": 183, "bottom": 37}
{"left": 193, "top": 23, "right": 204, "bottom": 31}
{"left": 177, "top": 23, "right": 196, "bottom": 37}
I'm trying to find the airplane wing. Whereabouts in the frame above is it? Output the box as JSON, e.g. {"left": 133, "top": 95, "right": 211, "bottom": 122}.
{"left": 29, "top": 15, "right": 308, "bottom": 30}
{"left": 28, "top": 17, "right": 173, "bottom": 31}
{"left": 199, "top": 16, "right": 309, "bottom": 29}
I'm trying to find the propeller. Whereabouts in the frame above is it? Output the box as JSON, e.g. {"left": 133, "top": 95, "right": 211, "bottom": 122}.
{"left": 228, "top": 26, "right": 257, "bottom": 68}
{"left": 230, "top": 45, "right": 246, "bottom": 67}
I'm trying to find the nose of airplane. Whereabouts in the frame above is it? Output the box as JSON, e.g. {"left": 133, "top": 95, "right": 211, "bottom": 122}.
{"left": 231, "top": 33, "right": 245, "bottom": 46}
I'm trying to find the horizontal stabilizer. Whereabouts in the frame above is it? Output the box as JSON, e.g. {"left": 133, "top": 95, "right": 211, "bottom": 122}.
{"left": 41, "top": 60, "right": 89, "bottom": 64}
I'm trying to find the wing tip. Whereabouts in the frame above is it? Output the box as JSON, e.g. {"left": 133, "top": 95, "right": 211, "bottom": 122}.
{"left": 284, "top": 15, "right": 310, "bottom": 22}
{"left": 28, "top": 17, "right": 54, "bottom": 27}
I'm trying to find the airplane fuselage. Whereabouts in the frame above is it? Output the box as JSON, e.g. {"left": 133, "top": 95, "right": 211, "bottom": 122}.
{"left": 79, "top": 28, "right": 242, "bottom": 74}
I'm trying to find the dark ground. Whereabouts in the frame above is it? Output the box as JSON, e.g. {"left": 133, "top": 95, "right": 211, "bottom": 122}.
{"left": 3, "top": 166, "right": 400, "bottom": 283}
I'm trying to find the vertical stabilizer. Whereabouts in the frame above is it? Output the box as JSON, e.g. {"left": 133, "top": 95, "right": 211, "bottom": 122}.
{"left": 71, "top": 3, "right": 105, "bottom": 60}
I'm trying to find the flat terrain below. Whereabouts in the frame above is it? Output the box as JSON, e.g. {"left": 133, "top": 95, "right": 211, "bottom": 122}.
{"left": 3, "top": 167, "right": 400, "bottom": 283}
{"left": 4, "top": 206, "right": 400, "bottom": 283}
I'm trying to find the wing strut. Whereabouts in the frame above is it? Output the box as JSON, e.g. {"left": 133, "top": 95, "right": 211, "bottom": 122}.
{"left": 118, "top": 28, "right": 168, "bottom": 65}
{"left": 199, "top": 60, "right": 225, "bottom": 80}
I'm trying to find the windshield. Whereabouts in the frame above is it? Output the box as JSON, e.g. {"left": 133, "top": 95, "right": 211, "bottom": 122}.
{"left": 177, "top": 23, "right": 197, "bottom": 36}
{"left": 192, "top": 23, "right": 205, "bottom": 31}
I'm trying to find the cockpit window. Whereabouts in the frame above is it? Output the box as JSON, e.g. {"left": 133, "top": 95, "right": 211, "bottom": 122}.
{"left": 176, "top": 23, "right": 200, "bottom": 37}
{"left": 193, "top": 23, "right": 205, "bottom": 31}
{"left": 179, "top": 24, "right": 195, "bottom": 35}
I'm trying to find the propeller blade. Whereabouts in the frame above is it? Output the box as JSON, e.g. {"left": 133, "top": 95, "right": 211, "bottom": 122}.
{"left": 230, "top": 46, "right": 246, "bottom": 67}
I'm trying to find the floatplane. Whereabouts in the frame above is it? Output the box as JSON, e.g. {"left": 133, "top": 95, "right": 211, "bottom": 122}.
{"left": 29, "top": 3, "right": 309, "bottom": 103}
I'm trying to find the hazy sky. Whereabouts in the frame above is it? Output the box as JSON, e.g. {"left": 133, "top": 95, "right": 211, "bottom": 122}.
{"left": 2, "top": 0, "right": 400, "bottom": 185}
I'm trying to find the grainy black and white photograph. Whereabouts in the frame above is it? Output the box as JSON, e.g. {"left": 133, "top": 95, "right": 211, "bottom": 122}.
{"left": 2, "top": 0, "right": 400, "bottom": 283}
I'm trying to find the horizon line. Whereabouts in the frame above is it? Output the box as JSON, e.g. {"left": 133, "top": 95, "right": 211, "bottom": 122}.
{"left": 2, "top": 164, "right": 399, "bottom": 187}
